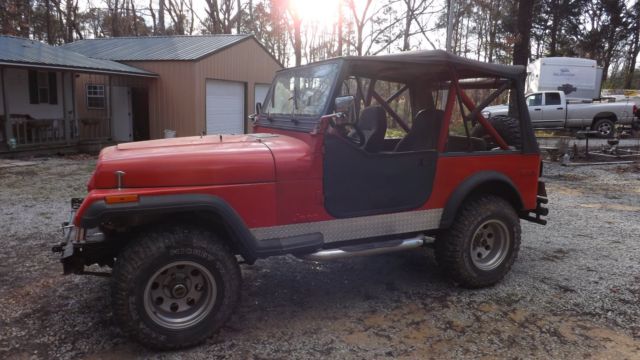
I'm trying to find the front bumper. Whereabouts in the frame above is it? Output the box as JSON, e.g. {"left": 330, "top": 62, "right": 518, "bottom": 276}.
{"left": 52, "top": 198, "right": 88, "bottom": 274}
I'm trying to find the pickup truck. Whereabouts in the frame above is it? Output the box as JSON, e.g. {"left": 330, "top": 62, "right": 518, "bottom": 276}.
{"left": 483, "top": 91, "right": 637, "bottom": 137}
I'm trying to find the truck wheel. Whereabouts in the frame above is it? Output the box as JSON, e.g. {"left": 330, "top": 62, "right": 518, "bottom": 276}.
{"left": 435, "top": 195, "right": 521, "bottom": 288}
{"left": 470, "top": 116, "right": 522, "bottom": 149}
{"left": 592, "top": 118, "right": 615, "bottom": 138}
{"left": 111, "top": 226, "right": 241, "bottom": 350}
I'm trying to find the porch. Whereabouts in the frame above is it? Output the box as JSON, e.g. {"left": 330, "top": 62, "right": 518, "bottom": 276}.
{"left": 0, "top": 68, "right": 153, "bottom": 152}
{"left": 0, "top": 36, "right": 156, "bottom": 153}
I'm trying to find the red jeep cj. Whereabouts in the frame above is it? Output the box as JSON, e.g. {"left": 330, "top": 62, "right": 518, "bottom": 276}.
{"left": 54, "top": 51, "right": 548, "bottom": 349}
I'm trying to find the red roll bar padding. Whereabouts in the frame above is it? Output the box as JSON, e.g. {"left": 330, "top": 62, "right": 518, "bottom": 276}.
{"left": 458, "top": 88, "right": 509, "bottom": 150}
{"left": 437, "top": 83, "right": 457, "bottom": 152}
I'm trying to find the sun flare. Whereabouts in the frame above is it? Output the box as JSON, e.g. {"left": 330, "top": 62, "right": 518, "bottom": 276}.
{"left": 289, "top": 0, "right": 341, "bottom": 29}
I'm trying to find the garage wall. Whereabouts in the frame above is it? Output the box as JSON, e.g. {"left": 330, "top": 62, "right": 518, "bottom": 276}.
{"left": 193, "top": 38, "right": 282, "bottom": 134}
{"left": 122, "top": 61, "right": 196, "bottom": 139}
{"left": 121, "top": 37, "right": 281, "bottom": 139}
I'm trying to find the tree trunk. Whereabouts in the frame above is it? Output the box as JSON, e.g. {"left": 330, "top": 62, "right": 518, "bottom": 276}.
{"left": 294, "top": 17, "right": 302, "bottom": 66}
{"left": 548, "top": 0, "right": 559, "bottom": 56}
{"left": 236, "top": 0, "right": 241, "bottom": 33}
{"left": 337, "top": 0, "right": 343, "bottom": 56}
{"left": 513, "top": 0, "right": 533, "bottom": 65}
{"left": 45, "top": 0, "right": 53, "bottom": 44}
{"left": 159, "top": 0, "right": 166, "bottom": 34}
{"left": 624, "top": 6, "right": 640, "bottom": 88}
{"left": 402, "top": 0, "right": 413, "bottom": 51}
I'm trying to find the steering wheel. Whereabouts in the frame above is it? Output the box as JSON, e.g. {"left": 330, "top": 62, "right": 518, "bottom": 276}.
{"left": 329, "top": 118, "right": 365, "bottom": 147}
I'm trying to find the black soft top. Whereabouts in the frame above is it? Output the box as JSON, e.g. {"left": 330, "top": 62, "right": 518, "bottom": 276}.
{"left": 281, "top": 50, "right": 525, "bottom": 83}
{"left": 343, "top": 50, "right": 525, "bottom": 82}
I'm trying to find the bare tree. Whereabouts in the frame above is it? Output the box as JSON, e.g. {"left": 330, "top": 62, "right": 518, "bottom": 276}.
{"left": 513, "top": 0, "right": 533, "bottom": 65}
{"left": 347, "top": 0, "right": 373, "bottom": 56}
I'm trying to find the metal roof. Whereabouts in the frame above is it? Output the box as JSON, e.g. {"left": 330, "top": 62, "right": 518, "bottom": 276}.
{"left": 61, "top": 35, "right": 252, "bottom": 61}
{"left": 0, "top": 36, "right": 155, "bottom": 77}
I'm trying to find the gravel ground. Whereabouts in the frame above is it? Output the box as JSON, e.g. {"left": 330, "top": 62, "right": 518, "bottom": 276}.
{"left": 1, "top": 156, "right": 639, "bottom": 359}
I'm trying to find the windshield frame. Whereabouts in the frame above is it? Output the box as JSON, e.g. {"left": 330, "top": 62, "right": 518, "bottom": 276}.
{"left": 256, "top": 59, "right": 344, "bottom": 132}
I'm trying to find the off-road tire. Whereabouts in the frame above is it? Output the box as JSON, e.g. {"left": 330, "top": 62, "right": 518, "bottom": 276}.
{"left": 111, "top": 226, "right": 241, "bottom": 350}
{"left": 471, "top": 115, "right": 522, "bottom": 149}
{"left": 592, "top": 118, "right": 615, "bottom": 138}
{"left": 435, "top": 195, "right": 521, "bottom": 288}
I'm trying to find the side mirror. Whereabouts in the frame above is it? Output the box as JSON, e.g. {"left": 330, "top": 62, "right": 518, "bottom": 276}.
{"left": 334, "top": 95, "right": 355, "bottom": 114}
{"left": 256, "top": 102, "right": 262, "bottom": 115}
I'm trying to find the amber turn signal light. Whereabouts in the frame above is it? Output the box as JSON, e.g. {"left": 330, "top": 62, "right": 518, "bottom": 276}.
{"left": 105, "top": 194, "right": 139, "bottom": 204}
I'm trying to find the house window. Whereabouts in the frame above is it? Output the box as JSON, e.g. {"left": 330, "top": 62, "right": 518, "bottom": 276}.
{"left": 28, "top": 70, "right": 58, "bottom": 105}
{"left": 86, "top": 84, "right": 106, "bottom": 109}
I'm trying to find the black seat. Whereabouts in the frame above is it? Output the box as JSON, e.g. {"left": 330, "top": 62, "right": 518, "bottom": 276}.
{"left": 358, "top": 106, "right": 387, "bottom": 153}
{"left": 394, "top": 109, "right": 444, "bottom": 152}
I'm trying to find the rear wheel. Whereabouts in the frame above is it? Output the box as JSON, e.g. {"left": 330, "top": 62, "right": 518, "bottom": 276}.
{"left": 592, "top": 118, "right": 615, "bottom": 138}
{"left": 111, "top": 226, "right": 241, "bottom": 350}
{"left": 435, "top": 195, "right": 521, "bottom": 288}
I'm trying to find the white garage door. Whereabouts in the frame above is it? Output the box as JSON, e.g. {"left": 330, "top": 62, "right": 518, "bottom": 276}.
{"left": 206, "top": 79, "right": 245, "bottom": 134}
{"left": 254, "top": 84, "right": 270, "bottom": 108}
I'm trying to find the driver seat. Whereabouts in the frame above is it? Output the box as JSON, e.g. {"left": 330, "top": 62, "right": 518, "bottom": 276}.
{"left": 394, "top": 109, "right": 444, "bottom": 152}
{"left": 358, "top": 106, "right": 387, "bottom": 153}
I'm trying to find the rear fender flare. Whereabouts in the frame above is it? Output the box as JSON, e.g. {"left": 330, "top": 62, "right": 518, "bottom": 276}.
{"left": 439, "top": 171, "right": 524, "bottom": 229}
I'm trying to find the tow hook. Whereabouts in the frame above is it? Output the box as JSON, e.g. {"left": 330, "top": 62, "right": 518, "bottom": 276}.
{"left": 52, "top": 244, "right": 65, "bottom": 253}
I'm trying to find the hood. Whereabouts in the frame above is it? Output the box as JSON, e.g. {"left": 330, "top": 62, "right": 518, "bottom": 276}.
{"left": 483, "top": 104, "right": 509, "bottom": 116}
{"left": 91, "top": 134, "right": 277, "bottom": 189}
{"left": 483, "top": 104, "right": 508, "bottom": 112}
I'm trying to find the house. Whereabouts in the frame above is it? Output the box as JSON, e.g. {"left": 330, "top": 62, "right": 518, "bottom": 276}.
{"left": 63, "top": 35, "right": 282, "bottom": 141}
{"left": 0, "top": 35, "right": 156, "bottom": 151}
{"left": 0, "top": 35, "right": 282, "bottom": 153}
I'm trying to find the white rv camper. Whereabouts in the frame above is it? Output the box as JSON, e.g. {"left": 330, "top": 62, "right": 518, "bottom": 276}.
{"left": 526, "top": 57, "right": 603, "bottom": 100}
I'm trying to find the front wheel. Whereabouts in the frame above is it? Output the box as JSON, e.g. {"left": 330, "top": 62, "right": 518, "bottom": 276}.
{"left": 111, "top": 226, "right": 241, "bottom": 350}
{"left": 435, "top": 195, "right": 521, "bottom": 288}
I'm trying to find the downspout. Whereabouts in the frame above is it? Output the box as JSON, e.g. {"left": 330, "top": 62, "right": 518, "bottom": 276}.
{"left": 1, "top": 67, "right": 12, "bottom": 149}
{"left": 62, "top": 71, "right": 70, "bottom": 144}
{"left": 108, "top": 75, "right": 112, "bottom": 140}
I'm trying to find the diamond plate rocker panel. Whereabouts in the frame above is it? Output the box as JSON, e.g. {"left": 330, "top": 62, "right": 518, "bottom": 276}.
{"left": 251, "top": 208, "right": 443, "bottom": 243}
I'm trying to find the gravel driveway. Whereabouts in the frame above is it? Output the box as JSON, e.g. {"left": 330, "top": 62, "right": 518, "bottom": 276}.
{"left": 1, "top": 156, "right": 639, "bottom": 359}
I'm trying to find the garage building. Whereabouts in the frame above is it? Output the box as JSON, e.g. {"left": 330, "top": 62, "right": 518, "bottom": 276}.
{"left": 63, "top": 35, "right": 282, "bottom": 140}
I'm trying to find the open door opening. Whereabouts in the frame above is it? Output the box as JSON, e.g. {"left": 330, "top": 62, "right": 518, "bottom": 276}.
{"left": 131, "top": 87, "right": 149, "bottom": 141}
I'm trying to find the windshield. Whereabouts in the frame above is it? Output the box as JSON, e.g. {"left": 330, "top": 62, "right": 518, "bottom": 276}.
{"left": 264, "top": 62, "right": 339, "bottom": 117}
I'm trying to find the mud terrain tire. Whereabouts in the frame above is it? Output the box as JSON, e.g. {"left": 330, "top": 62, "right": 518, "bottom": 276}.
{"left": 435, "top": 195, "right": 521, "bottom": 288}
{"left": 111, "top": 226, "right": 241, "bottom": 350}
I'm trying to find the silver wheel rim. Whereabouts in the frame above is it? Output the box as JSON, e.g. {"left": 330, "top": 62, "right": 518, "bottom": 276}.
{"left": 597, "top": 122, "right": 612, "bottom": 136}
{"left": 143, "top": 261, "right": 217, "bottom": 330}
{"left": 470, "top": 220, "right": 511, "bottom": 271}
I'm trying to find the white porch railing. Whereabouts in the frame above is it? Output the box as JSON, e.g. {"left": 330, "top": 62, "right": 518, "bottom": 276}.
{"left": 8, "top": 116, "right": 111, "bottom": 147}
{"left": 11, "top": 116, "right": 67, "bottom": 146}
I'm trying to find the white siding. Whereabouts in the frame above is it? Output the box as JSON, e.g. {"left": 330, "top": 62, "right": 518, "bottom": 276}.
{"left": 3, "top": 68, "right": 64, "bottom": 119}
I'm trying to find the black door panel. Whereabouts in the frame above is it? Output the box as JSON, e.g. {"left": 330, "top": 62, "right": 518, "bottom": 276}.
{"left": 323, "top": 135, "right": 437, "bottom": 218}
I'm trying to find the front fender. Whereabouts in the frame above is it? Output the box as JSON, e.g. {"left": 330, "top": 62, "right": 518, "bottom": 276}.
{"left": 79, "top": 194, "right": 260, "bottom": 262}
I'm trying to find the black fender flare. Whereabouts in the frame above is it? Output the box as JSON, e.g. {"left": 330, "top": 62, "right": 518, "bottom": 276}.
{"left": 439, "top": 171, "right": 524, "bottom": 229}
{"left": 80, "top": 194, "right": 260, "bottom": 263}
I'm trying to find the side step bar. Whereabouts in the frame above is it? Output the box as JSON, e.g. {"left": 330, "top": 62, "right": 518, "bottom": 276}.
{"left": 298, "top": 235, "right": 425, "bottom": 261}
